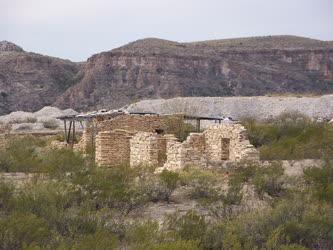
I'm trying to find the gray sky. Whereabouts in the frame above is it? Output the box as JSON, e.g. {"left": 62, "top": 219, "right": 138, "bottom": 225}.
{"left": 2, "top": 0, "right": 333, "bottom": 61}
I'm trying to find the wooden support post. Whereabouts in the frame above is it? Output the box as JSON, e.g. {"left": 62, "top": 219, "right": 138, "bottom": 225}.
{"left": 196, "top": 119, "right": 201, "bottom": 132}
{"left": 72, "top": 121, "right": 75, "bottom": 145}
{"left": 64, "top": 120, "right": 67, "bottom": 142}
{"left": 67, "top": 121, "right": 72, "bottom": 144}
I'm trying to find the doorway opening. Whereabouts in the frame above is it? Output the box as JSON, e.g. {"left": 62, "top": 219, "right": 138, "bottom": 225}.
{"left": 221, "top": 138, "right": 230, "bottom": 160}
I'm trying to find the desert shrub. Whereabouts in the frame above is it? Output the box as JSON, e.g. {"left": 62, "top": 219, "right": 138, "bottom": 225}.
{"left": 243, "top": 117, "right": 333, "bottom": 160}
{"left": 0, "top": 212, "right": 51, "bottom": 249}
{"left": 1, "top": 136, "right": 46, "bottom": 172}
{"left": 180, "top": 167, "right": 222, "bottom": 204}
{"left": 26, "top": 117, "right": 38, "bottom": 123}
{"left": 0, "top": 181, "right": 14, "bottom": 211}
{"left": 159, "top": 170, "right": 180, "bottom": 203}
{"left": 125, "top": 220, "right": 160, "bottom": 248}
{"left": 41, "top": 148, "right": 85, "bottom": 178}
{"left": 253, "top": 162, "right": 285, "bottom": 198}
{"left": 164, "top": 210, "right": 207, "bottom": 244}
{"left": 74, "top": 166, "right": 149, "bottom": 214}
{"left": 0, "top": 151, "right": 12, "bottom": 172}
{"left": 42, "top": 119, "right": 59, "bottom": 129}
{"left": 304, "top": 162, "right": 333, "bottom": 204}
{"left": 165, "top": 116, "right": 196, "bottom": 142}
{"left": 202, "top": 223, "right": 225, "bottom": 250}
{"left": 223, "top": 197, "right": 333, "bottom": 249}
{"left": 73, "top": 229, "right": 118, "bottom": 250}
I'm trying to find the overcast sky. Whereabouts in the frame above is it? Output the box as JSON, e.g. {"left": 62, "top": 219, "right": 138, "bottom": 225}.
{"left": 2, "top": 0, "right": 333, "bottom": 61}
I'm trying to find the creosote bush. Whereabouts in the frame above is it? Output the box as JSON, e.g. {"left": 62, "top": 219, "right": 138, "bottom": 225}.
{"left": 243, "top": 114, "right": 333, "bottom": 160}
{"left": 0, "top": 135, "right": 332, "bottom": 249}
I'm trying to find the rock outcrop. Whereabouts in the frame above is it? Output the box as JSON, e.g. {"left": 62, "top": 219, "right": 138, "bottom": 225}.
{"left": 1, "top": 36, "right": 333, "bottom": 114}
{"left": 0, "top": 41, "right": 81, "bottom": 115}
{"left": 55, "top": 35, "right": 333, "bottom": 111}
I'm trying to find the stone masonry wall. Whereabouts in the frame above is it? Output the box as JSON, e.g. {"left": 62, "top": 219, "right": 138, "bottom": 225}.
{"left": 73, "top": 126, "right": 92, "bottom": 153}
{"left": 160, "top": 123, "right": 259, "bottom": 171}
{"left": 95, "top": 129, "right": 134, "bottom": 167}
{"left": 130, "top": 132, "right": 169, "bottom": 167}
{"left": 204, "top": 123, "right": 259, "bottom": 162}
{"left": 130, "top": 132, "right": 159, "bottom": 167}
{"left": 162, "top": 133, "right": 206, "bottom": 171}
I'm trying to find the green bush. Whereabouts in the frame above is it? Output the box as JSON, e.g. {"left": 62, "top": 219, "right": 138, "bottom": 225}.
{"left": 41, "top": 148, "right": 85, "bottom": 178}
{"left": 0, "top": 213, "right": 51, "bottom": 249}
{"left": 125, "top": 220, "right": 160, "bottom": 248}
{"left": 0, "top": 136, "right": 46, "bottom": 172}
{"left": 0, "top": 181, "right": 14, "bottom": 211}
{"left": 253, "top": 162, "right": 285, "bottom": 198}
{"left": 304, "top": 162, "right": 333, "bottom": 204}
{"left": 73, "top": 229, "right": 118, "bottom": 250}
{"left": 164, "top": 210, "right": 207, "bottom": 244}
{"left": 180, "top": 167, "right": 221, "bottom": 204}
{"left": 243, "top": 117, "right": 333, "bottom": 160}
{"left": 159, "top": 170, "right": 180, "bottom": 203}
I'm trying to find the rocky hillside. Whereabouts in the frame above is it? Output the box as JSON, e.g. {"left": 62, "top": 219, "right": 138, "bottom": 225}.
{"left": 1, "top": 36, "right": 333, "bottom": 114}
{"left": 55, "top": 35, "right": 333, "bottom": 111}
{"left": 127, "top": 95, "right": 333, "bottom": 121}
{"left": 0, "top": 41, "right": 81, "bottom": 115}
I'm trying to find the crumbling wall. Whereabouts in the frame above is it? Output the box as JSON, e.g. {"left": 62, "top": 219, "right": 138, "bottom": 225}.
{"left": 204, "top": 124, "right": 259, "bottom": 162}
{"left": 162, "top": 133, "right": 206, "bottom": 171}
{"left": 73, "top": 126, "right": 92, "bottom": 153}
{"left": 95, "top": 130, "right": 134, "bottom": 167}
{"left": 130, "top": 132, "right": 159, "bottom": 166}
{"left": 161, "top": 123, "right": 259, "bottom": 171}
{"left": 130, "top": 132, "right": 169, "bottom": 167}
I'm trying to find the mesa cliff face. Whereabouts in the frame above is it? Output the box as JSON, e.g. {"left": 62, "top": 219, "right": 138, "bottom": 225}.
{"left": 1, "top": 36, "right": 333, "bottom": 115}
{"left": 0, "top": 41, "right": 80, "bottom": 115}
{"left": 55, "top": 36, "right": 333, "bottom": 111}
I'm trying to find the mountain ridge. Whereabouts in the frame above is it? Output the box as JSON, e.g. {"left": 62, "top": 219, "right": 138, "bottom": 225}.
{"left": 0, "top": 35, "right": 333, "bottom": 114}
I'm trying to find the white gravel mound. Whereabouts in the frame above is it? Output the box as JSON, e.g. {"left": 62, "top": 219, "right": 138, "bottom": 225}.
{"left": 0, "top": 106, "right": 78, "bottom": 131}
{"left": 127, "top": 95, "right": 333, "bottom": 121}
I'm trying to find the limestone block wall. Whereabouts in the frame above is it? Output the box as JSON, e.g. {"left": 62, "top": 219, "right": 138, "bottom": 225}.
{"left": 73, "top": 127, "right": 92, "bottom": 153}
{"left": 130, "top": 132, "right": 159, "bottom": 166}
{"left": 95, "top": 130, "right": 134, "bottom": 167}
{"left": 163, "top": 133, "right": 206, "bottom": 171}
{"left": 204, "top": 123, "right": 259, "bottom": 162}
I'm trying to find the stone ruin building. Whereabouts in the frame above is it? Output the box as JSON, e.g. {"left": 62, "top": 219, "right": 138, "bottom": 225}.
{"left": 58, "top": 111, "right": 259, "bottom": 171}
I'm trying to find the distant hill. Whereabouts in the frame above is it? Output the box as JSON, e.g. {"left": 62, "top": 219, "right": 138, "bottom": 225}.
{"left": 1, "top": 35, "right": 333, "bottom": 114}
{"left": 0, "top": 41, "right": 80, "bottom": 115}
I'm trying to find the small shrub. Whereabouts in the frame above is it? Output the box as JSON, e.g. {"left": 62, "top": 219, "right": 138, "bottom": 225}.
{"left": 253, "top": 162, "right": 284, "bottom": 198}
{"left": 0, "top": 181, "right": 14, "bottom": 211}
{"left": 304, "top": 162, "right": 333, "bottom": 204}
{"left": 159, "top": 170, "right": 180, "bottom": 203}
{"left": 164, "top": 210, "right": 207, "bottom": 244}
{"left": 181, "top": 167, "right": 221, "bottom": 204}
{"left": 42, "top": 119, "right": 59, "bottom": 130}
{"left": 0, "top": 213, "right": 51, "bottom": 249}
{"left": 125, "top": 220, "right": 160, "bottom": 248}
{"left": 3, "top": 136, "right": 46, "bottom": 172}
{"left": 41, "top": 148, "right": 85, "bottom": 178}
{"left": 73, "top": 229, "right": 118, "bottom": 250}
{"left": 26, "top": 117, "right": 38, "bottom": 123}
